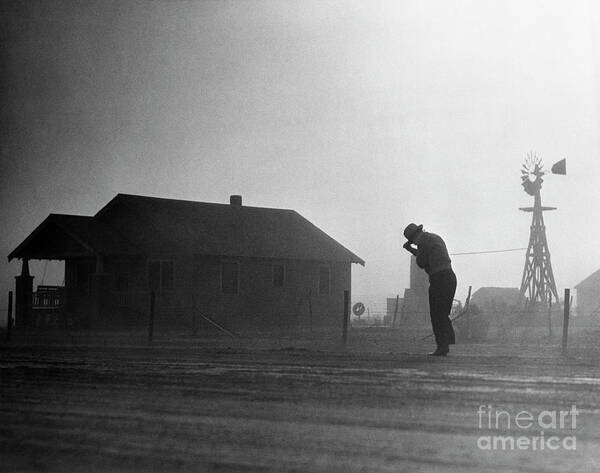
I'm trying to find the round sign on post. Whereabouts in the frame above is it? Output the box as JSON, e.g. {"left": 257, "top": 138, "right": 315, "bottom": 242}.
{"left": 352, "top": 302, "right": 365, "bottom": 316}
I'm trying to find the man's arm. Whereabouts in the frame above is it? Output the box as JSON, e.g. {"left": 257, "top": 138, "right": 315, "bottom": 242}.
{"left": 403, "top": 241, "right": 418, "bottom": 256}
{"left": 416, "top": 239, "right": 428, "bottom": 269}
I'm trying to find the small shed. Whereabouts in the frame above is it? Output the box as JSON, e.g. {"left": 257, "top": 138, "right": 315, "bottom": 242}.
{"left": 575, "top": 270, "right": 600, "bottom": 318}
{"left": 470, "top": 287, "right": 520, "bottom": 311}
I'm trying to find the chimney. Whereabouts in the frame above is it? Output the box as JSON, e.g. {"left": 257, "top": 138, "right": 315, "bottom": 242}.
{"left": 230, "top": 195, "right": 242, "bottom": 207}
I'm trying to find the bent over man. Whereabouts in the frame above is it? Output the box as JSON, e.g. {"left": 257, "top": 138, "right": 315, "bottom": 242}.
{"left": 403, "top": 223, "right": 456, "bottom": 356}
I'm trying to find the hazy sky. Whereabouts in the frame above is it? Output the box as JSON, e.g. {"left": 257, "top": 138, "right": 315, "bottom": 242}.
{"left": 2, "top": 0, "right": 599, "bottom": 319}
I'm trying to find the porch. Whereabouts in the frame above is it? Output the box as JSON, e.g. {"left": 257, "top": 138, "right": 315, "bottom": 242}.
{"left": 26, "top": 283, "right": 151, "bottom": 328}
{"left": 8, "top": 213, "right": 142, "bottom": 329}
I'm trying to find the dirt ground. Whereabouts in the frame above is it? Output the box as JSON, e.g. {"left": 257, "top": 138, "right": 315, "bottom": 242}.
{"left": 2, "top": 325, "right": 600, "bottom": 472}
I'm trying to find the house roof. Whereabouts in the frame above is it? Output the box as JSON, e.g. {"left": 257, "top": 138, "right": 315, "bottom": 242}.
{"left": 8, "top": 214, "right": 139, "bottom": 261}
{"left": 9, "top": 194, "right": 365, "bottom": 265}
{"left": 575, "top": 269, "right": 600, "bottom": 290}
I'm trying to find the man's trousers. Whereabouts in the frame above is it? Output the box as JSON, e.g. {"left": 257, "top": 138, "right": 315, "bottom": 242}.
{"left": 428, "top": 268, "right": 457, "bottom": 349}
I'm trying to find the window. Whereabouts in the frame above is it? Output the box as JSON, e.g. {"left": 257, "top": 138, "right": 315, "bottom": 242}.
{"left": 273, "top": 264, "right": 285, "bottom": 288}
{"left": 148, "top": 260, "right": 174, "bottom": 292}
{"left": 319, "top": 266, "right": 330, "bottom": 295}
{"left": 221, "top": 262, "right": 239, "bottom": 295}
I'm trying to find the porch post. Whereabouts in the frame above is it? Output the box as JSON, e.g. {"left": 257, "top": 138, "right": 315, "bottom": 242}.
{"left": 15, "top": 259, "right": 34, "bottom": 328}
{"left": 90, "top": 254, "right": 110, "bottom": 329}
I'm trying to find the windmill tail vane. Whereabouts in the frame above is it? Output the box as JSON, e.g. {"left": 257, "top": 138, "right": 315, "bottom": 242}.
{"left": 550, "top": 158, "right": 566, "bottom": 175}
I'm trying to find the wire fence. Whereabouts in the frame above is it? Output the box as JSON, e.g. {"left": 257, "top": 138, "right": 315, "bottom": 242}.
{"left": 3, "top": 285, "right": 595, "bottom": 350}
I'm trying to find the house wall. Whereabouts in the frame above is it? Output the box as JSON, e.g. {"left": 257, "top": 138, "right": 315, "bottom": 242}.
{"left": 64, "top": 256, "right": 147, "bottom": 327}
{"left": 64, "top": 254, "right": 351, "bottom": 332}
{"left": 190, "top": 256, "right": 350, "bottom": 331}
{"left": 91, "top": 254, "right": 192, "bottom": 328}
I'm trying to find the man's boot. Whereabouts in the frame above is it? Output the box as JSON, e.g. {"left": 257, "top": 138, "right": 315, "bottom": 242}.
{"left": 429, "top": 331, "right": 449, "bottom": 356}
{"left": 428, "top": 346, "right": 449, "bottom": 356}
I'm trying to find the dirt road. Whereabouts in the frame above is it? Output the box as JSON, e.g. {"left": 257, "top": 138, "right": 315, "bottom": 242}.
{"left": 2, "top": 335, "right": 600, "bottom": 472}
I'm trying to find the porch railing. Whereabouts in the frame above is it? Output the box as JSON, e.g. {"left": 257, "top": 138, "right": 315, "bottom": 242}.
{"left": 32, "top": 285, "right": 64, "bottom": 310}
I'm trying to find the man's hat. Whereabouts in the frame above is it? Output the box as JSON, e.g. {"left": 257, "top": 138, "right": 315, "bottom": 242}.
{"left": 403, "top": 223, "right": 423, "bottom": 241}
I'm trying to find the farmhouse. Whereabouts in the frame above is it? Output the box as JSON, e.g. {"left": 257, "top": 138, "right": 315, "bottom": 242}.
{"left": 8, "top": 194, "right": 364, "bottom": 332}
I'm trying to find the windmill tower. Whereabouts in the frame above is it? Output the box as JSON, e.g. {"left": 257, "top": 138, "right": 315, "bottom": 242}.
{"left": 519, "top": 152, "right": 566, "bottom": 305}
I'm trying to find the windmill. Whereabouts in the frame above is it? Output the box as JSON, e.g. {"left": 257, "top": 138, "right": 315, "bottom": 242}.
{"left": 519, "top": 152, "right": 566, "bottom": 305}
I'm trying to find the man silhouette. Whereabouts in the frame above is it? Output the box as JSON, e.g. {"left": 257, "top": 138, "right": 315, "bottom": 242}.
{"left": 403, "top": 223, "right": 456, "bottom": 356}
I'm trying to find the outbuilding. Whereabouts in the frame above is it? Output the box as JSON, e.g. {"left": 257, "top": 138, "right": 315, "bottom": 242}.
{"left": 575, "top": 270, "right": 600, "bottom": 318}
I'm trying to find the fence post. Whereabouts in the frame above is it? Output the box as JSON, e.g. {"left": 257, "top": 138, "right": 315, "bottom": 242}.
{"left": 148, "top": 291, "right": 155, "bottom": 346}
{"left": 6, "top": 291, "right": 13, "bottom": 342}
{"left": 465, "top": 285, "right": 472, "bottom": 339}
{"left": 561, "top": 288, "right": 570, "bottom": 354}
{"left": 342, "top": 290, "right": 349, "bottom": 346}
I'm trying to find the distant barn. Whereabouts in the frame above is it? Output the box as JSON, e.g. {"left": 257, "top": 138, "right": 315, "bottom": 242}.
{"left": 8, "top": 194, "right": 364, "bottom": 332}
{"left": 575, "top": 270, "right": 600, "bottom": 318}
